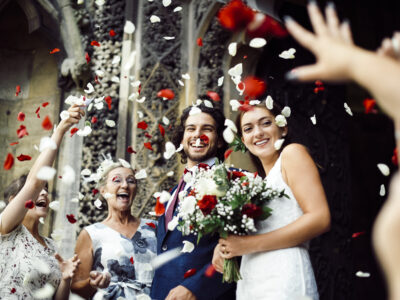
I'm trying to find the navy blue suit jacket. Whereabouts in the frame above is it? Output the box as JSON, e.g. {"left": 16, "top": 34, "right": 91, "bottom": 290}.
{"left": 150, "top": 183, "right": 236, "bottom": 300}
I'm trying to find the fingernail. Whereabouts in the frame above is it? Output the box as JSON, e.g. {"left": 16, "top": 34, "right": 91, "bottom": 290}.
{"left": 342, "top": 19, "right": 350, "bottom": 26}
{"left": 283, "top": 16, "right": 293, "bottom": 23}
{"left": 327, "top": 2, "right": 335, "bottom": 9}
{"left": 308, "top": 0, "right": 317, "bottom": 6}
{"left": 285, "top": 70, "right": 298, "bottom": 81}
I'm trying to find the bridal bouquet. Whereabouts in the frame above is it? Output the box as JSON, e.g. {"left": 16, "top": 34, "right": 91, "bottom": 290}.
{"left": 176, "top": 161, "right": 286, "bottom": 283}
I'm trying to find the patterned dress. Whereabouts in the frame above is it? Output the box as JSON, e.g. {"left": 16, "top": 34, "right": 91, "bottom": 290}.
{"left": 85, "top": 218, "right": 157, "bottom": 300}
{"left": 0, "top": 214, "right": 62, "bottom": 300}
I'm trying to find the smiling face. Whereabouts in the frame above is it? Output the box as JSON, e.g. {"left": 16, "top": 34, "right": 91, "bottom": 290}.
{"left": 181, "top": 112, "right": 223, "bottom": 168}
{"left": 240, "top": 106, "right": 287, "bottom": 161}
{"left": 24, "top": 188, "right": 50, "bottom": 220}
{"left": 100, "top": 167, "right": 137, "bottom": 212}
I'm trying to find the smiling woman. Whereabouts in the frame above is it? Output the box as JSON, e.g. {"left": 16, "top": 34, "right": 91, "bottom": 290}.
{"left": 72, "top": 160, "right": 157, "bottom": 300}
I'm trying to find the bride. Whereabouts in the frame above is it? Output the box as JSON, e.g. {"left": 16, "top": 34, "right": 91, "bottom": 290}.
{"left": 212, "top": 101, "right": 331, "bottom": 299}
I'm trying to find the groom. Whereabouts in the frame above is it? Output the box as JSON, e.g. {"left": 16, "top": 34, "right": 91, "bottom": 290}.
{"left": 151, "top": 104, "right": 236, "bottom": 300}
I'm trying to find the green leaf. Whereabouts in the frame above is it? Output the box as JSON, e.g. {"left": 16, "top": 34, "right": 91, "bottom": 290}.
{"left": 259, "top": 206, "right": 273, "bottom": 220}
{"left": 229, "top": 136, "right": 247, "bottom": 153}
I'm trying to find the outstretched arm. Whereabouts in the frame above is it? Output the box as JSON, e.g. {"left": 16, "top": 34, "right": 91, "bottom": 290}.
{"left": 54, "top": 254, "right": 81, "bottom": 300}
{"left": 284, "top": 2, "right": 400, "bottom": 123}
{"left": 0, "top": 104, "right": 84, "bottom": 235}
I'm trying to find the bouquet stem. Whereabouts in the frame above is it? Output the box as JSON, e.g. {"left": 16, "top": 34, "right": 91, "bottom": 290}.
{"left": 222, "top": 258, "right": 241, "bottom": 283}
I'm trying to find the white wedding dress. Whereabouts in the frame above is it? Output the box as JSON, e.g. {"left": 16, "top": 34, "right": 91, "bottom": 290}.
{"left": 236, "top": 155, "right": 319, "bottom": 300}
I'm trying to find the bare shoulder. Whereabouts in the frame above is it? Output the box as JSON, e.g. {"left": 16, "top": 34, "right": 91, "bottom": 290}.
{"left": 281, "top": 143, "right": 311, "bottom": 163}
{"left": 75, "top": 228, "right": 92, "bottom": 249}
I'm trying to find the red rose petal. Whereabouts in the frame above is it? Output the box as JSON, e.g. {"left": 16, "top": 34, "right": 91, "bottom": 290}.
{"left": 197, "top": 37, "right": 203, "bottom": 46}
{"left": 17, "top": 154, "right": 32, "bottom": 161}
{"left": 17, "top": 125, "right": 29, "bottom": 138}
{"left": 146, "top": 222, "right": 156, "bottom": 229}
{"left": 243, "top": 76, "right": 266, "bottom": 98}
{"left": 66, "top": 214, "right": 77, "bottom": 224}
{"left": 217, "top": 0, "right": 255, "bottom": 31}
{"left": 35, "top": 107, "right": 41, "bottom": 114}
{"left": 137, "top": 121, "right": 148, "bottom": 130}
{"left": 199, "top": 135, "right": 209, "bottom": 144}
{"left": 42, "top": 102, "right": 49, "bottom": 107}
{"left": 157, "top": 89, "right": 175, "bottom": 100}
{"left": 105, "top": 96, "right": 112, "bottom": 110}
{"left": 239, "top": 103, "right": 253, "bottom": 112}
{"left": 17, "top": 112, "right": 25, "bottom": 122}
{"left": 109, "top": 29, "right": 116, "bottom": 37}
{"left": 206, "top": 91, "right": 220, "bottom": 101}
{"left": 158, "top": 124, "right": 165, "bottom": 137}
{"left": 91, "top": 40, "right": 100, "bottom": 47}
{"left": 247, "top": 14, "right": 287, "bottom": 38}
{"left": 155, "top": 197, "right": 165, "bottom": 216}
{"left": 144, "top": 142, "right": 153, "bottom": 151}
{"left": 10, "top": 142, "right": 18, "bottom": 146}
{"left": 352, "top": 231, "right": 366, "bottom": 238}
{"left": 315, "top": 80, "right": 323, "bottom": 86}
{"left": 70, "top": 127, "right": 79, "bottom": 137}
{"left": 144, "top": 132, "right": 152, "bottom": 139}
{"left": 204, "top": 264, "right": 216, "bottom": 277}
{"left": 25, "top": 200, "right": 35, "bottom": 209}
{"left": 183, "top": 268, "right": 197, "bottom": 278}
{"left": 85, "top": 52, "right": 91, "bottom": 64}
{"left": 50, "top": 48, "right": 60, "bottom": 54}
{"left": 15, "top": 85, "right": 21, "bottom": 96}
{"left": 92, "top": 188, "right": 99, "bottom": 195}
{"left": 363, "top": 98, "right": 376, "bottom": 114}
{"left": 392, "top": 147, "right": 398, "bottom": 166}
{"left": 224, "top": 149, "right": 233, "bottom": 160}
{"left": 42, "top": 115, "right": 53, "bottom": 130}
{"left": 130, "top": 257, "right": 134, "bottom": 264}
{"left": 127, "top": 146, "right": 136, "bottom": 154}
{"left": 3, "top": 153, "right": 14, "bottom": 170}
{"left": 91, "top": 116, "right": 98, "bottom": 124}
{"left": 11, "top": 288, "right": 16, "bottom": 294}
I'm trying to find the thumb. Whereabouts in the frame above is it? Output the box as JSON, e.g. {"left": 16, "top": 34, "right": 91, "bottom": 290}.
{"left": 54, "top": 253, "right": 64, "bottom": 263}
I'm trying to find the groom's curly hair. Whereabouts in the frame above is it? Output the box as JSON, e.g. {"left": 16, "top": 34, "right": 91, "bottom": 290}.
{"left": 171, "top": 103, "right": 228, "bottom": 164}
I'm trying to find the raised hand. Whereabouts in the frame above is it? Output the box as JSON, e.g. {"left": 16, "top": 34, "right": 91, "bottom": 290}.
{"left": 89, "top": 270, "right": 111, "bottom": 289}
{"left": 377, "top": 32, "right": 400, "bottom": 61}
{"left": 55, "top": 253, "right": 81, "bottom": 280}
{"left": 57, "top": 104, "right": 85, "bottom": 133}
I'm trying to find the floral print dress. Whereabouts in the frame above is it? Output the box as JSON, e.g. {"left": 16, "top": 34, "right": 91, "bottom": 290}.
{"left": 0, "top": 214, "right": 61, "bottom": 299}
{"left": 85, "top": 218, "right": 157, "bottom": 300}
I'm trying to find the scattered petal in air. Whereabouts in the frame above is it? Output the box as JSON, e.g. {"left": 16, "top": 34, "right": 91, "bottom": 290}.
{"left": 50, "top": 48, "right": 60, "bottom": 54}
{"left": 217, "top": 0, "right": 255, "bottom": 31}
{"left": 66, "top": 214, "right": 77, "bottom": 224}
{"left": 279, "top": 48, "right": 296, "bottom": 59}
{"left": 25, "top": 199, "right": 35, "bottom": 209}
{"left": 136, "top": 96, "right": 146, "bottom": 103}
{"left": 363, "top": 98, "right": 376, "bottom": 114}
{"left": 70, "top": 127, "right": 79, "bottom": 137}
{"left": 274, "top": 139, "right": 285, "bottom": 150}
{"left": 203, "top": 100, "right": 213, "bottom": 108}
{"left": 95, "top": 0, "right": 105, "bottom": 5}
{"left": 344, "top": 102, "right": 353, "bottom": 116}
{"left": 10, "top": 142, "right": 19, "bottom": 146}
{"left": 144, "top": 142, "right": 153, "bottom": 151}
{"left": 228, "top": 42, "right": 237, "bottom": 56}
{"left": 124, "top": 21, "right": 135, "bottom": 34}
{"left": 243, "top": 76, "right": 266, "bottom": 98}
{"left": 36, "top": 166, "right": 57, "bottom": 181}
{"left": 377, "top": 163, "right": 390, "bottom": 176}
{"left": 155, "top": 191, "right": 172, "bottom": 204}
{"left": 42, "top": 116, "right": 53, "bottom": 130}
{"left": 275, "top": 115, "right": 287, "bottom": 127}
{"left": 17, "top": 112, "right": 25, "bottom": 121}
{"left": 111, "top": 76, "right": 120, "bottom": 83}
{"left": 3, "top": 153, "right": 14, "bottom": 170}
{"left": 182, "top": 73, "right": 190, "bottom": 80}
{"left": 281, "top": 106, "right": 291, "bottom": 118}
{"left": 42, "top": 102, "right": 49, "bottom": 108}
{"left": 76, "top": 126, "right": 92, "bottom": 137}
{"left": 224, "top": 149, "right": 233, "bottom": 160}
{"left": 181, "top": 241, "right": 195, "bottom": 253}
{"left": 154, "top": 197, "right": 165, "bottom": 216}
{"left": 189, "top": 106, "right": 201, "bottom": 116}
{"left": 91, "top": 116, "right": 98, "bottom": 124}
{"left": 137, "top": 121, "right": 148, "bottom": 130}
{"left": 225, "top": 119, "right": 237, "bottom": 133}
{"left": 164, "top": 36, "right": 175, "bottom": 40}
{"left": 178, "top": 80, "right": 184, "bottom": 86}
{"left": 118, "top": 158, "right": 131, "bottom": 168}
{"left": 16, "top": 85, "right": 21, "bottom": 96}
{"left": 109, "top": 29, "right": 116, "bottom": 37}
{"left": 61, "top": 165, "right": 75, "bottom": 185}
{"left": 164, "top": 142, "right": 176, "bottom": 159}
{"left": 204, "top": 264, "right": 216, "bottom": 277}
{"left": 135, "top": 169, "right": 147, "bottom": 179}
{"left": 230, "top": 100, "right": 241, "bottom": 111}
{"left": 157, "top": 89, "right": 175, "bottom": 100}
{"left": 355, "top": 271, "right": 370, "bottom": 278}
{"left": 104, "top": 96, "right": 112, "bottom": 110}
{"left": 167, "top": 170, "right": 174, "bottom": 176}
{"left": 379, "top": 184, "right": 386, "bottom": 196}
{"left": 183, "top": 268, "right": 197, "bottom": 278}
{"left": 352, "top": 231, "right": 366, "bottom": 238}
{"left": 94, "top": 102, "right": 104, "bottom": 110}
{"left": 49, "top": 201, "right": 60, "bottom": 211}
{"left": 228, "top": 63, "right": 243, "bottom": 77}
{"left": 197, "top": 37, "right": 203, "bottom": 46}
{"left": 85, "top": 52, "right": 90, "bottom": 64}
{"left": 207, "top": 91, "right": 220, "bottom": 101}
{"left": 310, "top": 114, "right": 317, "bottom": 125}
{"left": 112, "top": 55, "right": 121, "bottom": 65}
{"left": 91, "top": 40, "right": 101, "bottom": 47}
{"left": 223, "top": 127, "right": 235, "bottom": 143}
{"left": 105, "top": 120, "right": 116, "bottom": 127}
{"left": 173, "top": 6, "right": 182, "bottom": 12}
{"left": 249, "top": 38, "right": 267, "bottom": 48}
{"left": 127, "top": 146, "right": 136, "bottom": 154}
{"left": 150, "top": 15, "right": 161, "bottom": 23}
{"left": 162, "top": 0, "right": 171, "bottom": 7}
{"left": 249, "top": 100, "right": 260, "bottom": 105}
{"left": 176, "top": 144, "right": 183, "bottom": 152}
{"left": 17, "top": 154, "right": 32, "bottom": 161}
{"left": 94, "top": 198, "right": 103, "bottom": 209}
{"left": 168, "top": 216, "right": 179, "bottom": 231}
{"left": 150, "top": 247, "right": 181, "bottom": 269}
{"left": 84, "top": 82, "right": 95, "bottom": 94}
{"left": 218, "top": 76, "right": 224, "bottom": 86}
{"left": 247, "top": 13, "right": 287, "bottom": 38}
{"left": 39, "top": 137, "right": 57, "bottom": 152}
{"left": 159, "top": 124, "right": 165, "bottom": 137}
{"left": 33, "top": 283, "right": 55, "bottom": 299}
{"left": 17, "top": 125, "right": 29, "bottom": 138}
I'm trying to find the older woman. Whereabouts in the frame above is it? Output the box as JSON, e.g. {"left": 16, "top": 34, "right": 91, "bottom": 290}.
{"left": 0, "top": 104, "right": 82, "bottom": 299}
{"left": 71, "top": 161, "right": 157, "bottom": 299}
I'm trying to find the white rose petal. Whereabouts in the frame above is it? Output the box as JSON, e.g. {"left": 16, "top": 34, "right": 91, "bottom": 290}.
{"left": 164, "top": 36, "right": 175, "bottom": 40}
{"left": 279, "top": 48, "right": 296, "bottom": 59}
{"left": 150, "top": 247, "right": 181, "bottom": 269}
{"left": 203, "top": 100, "right": 213, "bottom": 108}
{"left": 183, "top": 172, "right": 192, "bottom": 183}
{"left": 131, "top": 80, "right": 141, "bottom": 88}
{"left": 249, "top": 100, "right": 260, "bottom": 105}
{"left": 275, "top": 115, "right": 287, "bottom": 127}
{"left": 33, "top": 283, "right": 55, "bottom": 299}
{"left": 182, "top": 73, "right": 190, "bottom": 80}
{"left": 159, "top": 191, "right": 171, "bottom": 204}
{"left": 164, "top": 142, "right": 176, "bottom": 159}
{"left": 112, "top": 55, "right": 121, "bottom": 65}
{"left": 60, "top": 110, "right": 69, "bottom": 120}
{"left": 135, "top": 169, "right": 147, "bottom": 179}
{"left": 105, "top": 120, "right": 116, "bottom": 127}
{"left": 77, "top": 126, "right": 92, "bottom": 137}
{"left": 218, "top": 76, "right": 224, "bottom": 87}
{"left": 167, "top": 171, "right": 174, "bottom": 176}
{"left": 94, "top": 198, "right": 103, "bottom": 209}
{"left": 249, "top": 37, "right": 267, "bottom": 48}
{"left": 377, "top": 163, "right": 390, "bottom": 176}
{"left": 281, "top": 106, "right": 291, "bottom": 118}
{"left": 118, "top": 158, "right": 131, "bottom": 168}
{"left": 136, "top": 96, "right": 146, "bottom": 103}
{"left": 228, "top": 63, "right": 243, "bottom": 77}
{"left": 225, "top": 119, "right": 237, "bottom": 133}
{"left": 150, "top": 15, "right": 161, "bottom": 23}
{"left": 173, "top": 6, "right": 182, "bottom": 12}
{"left": 124, "top": 50, "right": 136, "bottom": 71}
{"left": 39, "top": 137, "right": 57, "bottom": 152}
{"left": 379, "top": 184, "right": 386, "bottom": 196}
{"left": 179, "top": 196, "right": 197, "bottom": 215}
{"left": 231, "top": 75, "right": 242, "bottom": 85}
{"left": 181, "top": 241, "right": 195, "bottom": 253}
{"left": 167, "top": 216, "right": 179, "bottom": 231}
{"left": 344, "top": 102, "right": 353, "bottom": 116}
{"left": 37, "top": 166, "right": 56, "bottom": 181}
{"left": 356, "top": 271, "right": 370, "bottom": 278}
{"left": 49, "top": 201, "right": 60, "bottom": 211}
{"left": 310, "top": 114, "right": 317, "bottom": 125}
{"left": 94, "top": 102, "right": 104, "bottom": 110}
{"left": 124, "top": 21, "right": 136, "bottom": 34}
{"left": 274, "top": 139, "right": 285, "bottom": 150}
{"left": 266, "top": 95, "right": 274, "bottom": 110}
{"left": 162, "top": 116, "right": 170, "bottom": 125}
{"left": 178, "top": 79, "right": 184, "bottom": 86}
{"left": 81, "top": 168, "right": 92, "bottom": 176}
{"left": 175, "top": 144, "right": 183, "bottom": 152}
{"left": 95, "top": 70, "right": 105, "bottom": 77}
{"left": 84, "top": 82, "right": 95, "bottom": 94}
{"left": 230, "top": 99, "right": 241, "bottom": 111}
{"left": 189, "top": 106, "right": 201, "bottom": 116}
{"left": 162, "top": 0, "right": 171, "bottom": 7}
{"left": 111, "top": 76, "right": 120, "bottom": 83}
{"left": 61, "top": 165, "right": 75, "bottom": 185}
{"left": 228, "top": 42, "right": 237, "bottom": 56}
{"left": 223, "top": 128, "right": 235, "bottom": 144}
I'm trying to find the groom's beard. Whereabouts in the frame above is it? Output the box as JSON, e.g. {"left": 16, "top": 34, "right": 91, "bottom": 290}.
{"left": 185, "top": 143, "right": 219, "bottom": 164}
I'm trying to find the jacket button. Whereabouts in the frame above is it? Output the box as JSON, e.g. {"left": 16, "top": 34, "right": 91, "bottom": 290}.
{"left": 162, "top": 244, "right": 167, "bottom": 251}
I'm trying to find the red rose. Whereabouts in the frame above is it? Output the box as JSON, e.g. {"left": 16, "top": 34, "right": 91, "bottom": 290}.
{"left": 229, "top": 170, "right": 246, "bottom": 180}
{"left": 241, "top": 203, "right": 262, "bottom": 218}
{"left": 197, "top": 195, "right": 217, "bottom": 216}
{"left": 197, "top": 163, "right": 210, "bottom": 170}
